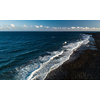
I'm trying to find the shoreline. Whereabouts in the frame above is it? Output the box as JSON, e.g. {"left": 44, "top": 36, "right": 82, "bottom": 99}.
{"left": 45, "top": 33, "right": 100, "bottom": 80}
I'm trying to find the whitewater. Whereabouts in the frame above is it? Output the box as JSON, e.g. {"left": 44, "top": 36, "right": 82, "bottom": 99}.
{"left": 14, "top": 34, "right": 93, "bottom": 80}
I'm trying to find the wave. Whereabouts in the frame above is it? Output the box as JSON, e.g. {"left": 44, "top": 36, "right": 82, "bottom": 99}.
{"left": 13, "top": 34, "right": 92, "bottom": 80}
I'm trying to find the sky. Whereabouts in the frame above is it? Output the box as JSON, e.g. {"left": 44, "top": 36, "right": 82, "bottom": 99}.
{"left": 0, "top": 20, "right": 100, "bottom": 31}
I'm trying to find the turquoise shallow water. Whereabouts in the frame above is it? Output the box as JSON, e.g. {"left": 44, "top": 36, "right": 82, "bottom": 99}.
{"left": 0, "top": 31, "right": 96, "bottom": 80}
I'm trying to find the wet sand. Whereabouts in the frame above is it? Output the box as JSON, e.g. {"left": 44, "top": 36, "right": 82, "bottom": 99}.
{"left": 45, "top": 33, "right": 100, "bottom": 80}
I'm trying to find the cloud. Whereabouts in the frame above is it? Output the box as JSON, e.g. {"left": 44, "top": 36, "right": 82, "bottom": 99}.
{"left": 91, "top": 27, "right": 100, "bottom": 30}
{"left": 62, "top": 27, "right": 71, "bottom": 30}
{"left": 85, "top": 27, "right": 89, "bottom": 29}
{"left": 52, "top": 27, "right": 57, "bottom": 29}
{"left": 45, "top": 26, "right": 50, "bottom": 28}
{"left": 7, "top": 26, "right": 9, "bottom": 28}
{"left": 71, "top": 27, "right": 76, "bottom": 29}
{"left": 91, "top": 27, "right": 95, "bottom": 29}
{"left": 76, "top": 27, "right": 89, "bottom": 30}
{"left": 62, "top": 27, "right": 66, "bottom": 29}
{"left": 1, "top": 24, "right": 100, "bottom": 31}
{"left": 4, "top": 25, "right": 10, "bottom": 28}
{"left": 0, "top": 26, "right": 2, "bottom": 29}
{"left": 35, "top": 25, "right": 39, "bottom": 28}
{"left": 77, "top": 27, "right": 80, "bottom": 29}
{"left": 59, "top": 27, "right": 61, "bottom": 29}
{"left": 52, "top": 27, "right": 62, "bottom": 30}
{"left": 96, "top": 28, "right": 100, "bottom": 29}
{"left": 11, "top": 24, "right": 15, "bottom": 27}
{"left": 67, "top": 28, "right": 70, "bottom": 29}
{"left": 40, "top": 25, "right": 43, "bottom": 28}
{"left": 61, "top": 26, "right": 91, "bottom": 30}
{"left": 76, "top": 27, "right": 84, "bottom": 29}
{"left": 62, "top": 27, "right": 67, "bottom": 30}
{"left": 23, "top": 25, "right": 28, "bottom": 28}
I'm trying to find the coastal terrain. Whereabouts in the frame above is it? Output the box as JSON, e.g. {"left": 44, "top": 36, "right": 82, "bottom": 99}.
{"left": 45, "top": 33, "right": 100, "bottom": 80}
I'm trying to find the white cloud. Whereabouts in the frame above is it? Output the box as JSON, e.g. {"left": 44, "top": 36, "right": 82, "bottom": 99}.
{"left": 67, "top": 28, "right": 70, "bottom": 29}
{"left": 23, "top": 25, "right": 28, "bottom": 28}
{"left": 91, "top": 27, "right": 100, "bottom": 30}
{"left": 76, "top": 27, "right": 84, "bottom": 29}
{"left": 71, "top": 27, "right": 76, "bottom": 29}
{"left": 0, "top": 26, "right": 2, "bottom": 29}
{"left": 45, "top": 26, "right": 50, "bottom": 28}
{"left": 58, "top": 27, "right": 61, "bottom": 30}
{"left": 35, "top": 25, "right": 39, "bottom": 28}
{"left": 52, "top": 27, "right": 54, "bottom": 29}
{"left": 85, "top": 27, "right": 89, "bottom": 29}
{"left": 52, "top": 27, "right": 62, "bottom": 30}
{"left": 40, "top": 25, "right": 43, "bottom": 28}
{"left": 76, "top": 27, "right": 90, "bottom": 30}
{"left": 81, "top": 27, "right": 84, "bottom": 29}
{"left": 96, "top": 28, "right": 100, "bottom": 29}
{"left": 62, "top": 27, "right": 68, "bottom": 30}
{"left": 77, "top": 27, "right": 80, "bottom": 29}
{"left": 11, "top": 24, "right": 15, "bottom": 27}
{"left": 91, "top": 27, "right": 95, "bottom": 29}
{"left": 7, "top": 26, "right": 10, "bottom": 28}
{"left": 1, "top": 24, "right": 100, "bottom": 31}
{"left": 4, "top": 25, "right": 10, "bottom": 28}
{"left": 61, "top": 26, "right": 91, "bottom": 30}
{"left": 62, "top": 27, "right": 66, "bottom": 29}
{"left": 57, "top": 27, "right": 61, "bottom": 29}
{"left": 52, "top": 27, "right": 57, "bottom": 29}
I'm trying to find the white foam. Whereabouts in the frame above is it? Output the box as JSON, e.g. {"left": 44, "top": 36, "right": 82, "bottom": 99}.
{"left": 63, "top": 41, "right": 67, "bottom": 45}
{"left": 27, "top": 50, "right": 64, "bottom": 80}
{"left": 14, "top": 34, "right": 91, "bottom": 80}
{"left": 26, "top": 34, "right": 91, "bottom": 80}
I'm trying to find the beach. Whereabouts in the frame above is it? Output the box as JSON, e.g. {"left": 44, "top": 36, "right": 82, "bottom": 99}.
{"left": 45, "top": 33, "right": 100, "bottom": 80}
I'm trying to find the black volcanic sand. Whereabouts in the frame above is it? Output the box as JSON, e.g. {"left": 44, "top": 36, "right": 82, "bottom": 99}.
{"left": 45, "top": 33, "right": 100, "bottom": 80}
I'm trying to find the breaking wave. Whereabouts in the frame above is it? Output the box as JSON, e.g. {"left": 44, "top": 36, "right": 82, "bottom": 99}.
{"left": 13, "top": 34, "right": 93, "bottom": 80}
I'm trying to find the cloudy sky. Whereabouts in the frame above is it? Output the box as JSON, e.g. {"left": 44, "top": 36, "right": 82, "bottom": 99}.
{"left": 0, "top": 20, "right": 100, "bottom": 31}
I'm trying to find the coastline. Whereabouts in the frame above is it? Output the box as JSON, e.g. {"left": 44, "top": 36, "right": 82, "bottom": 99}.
{"left": 45, "top": 32, "right": 100, "bottom": 80}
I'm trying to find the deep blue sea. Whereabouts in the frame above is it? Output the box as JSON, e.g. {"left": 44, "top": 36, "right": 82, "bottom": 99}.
{"left": 0, "top": 31, "right": 96, "bottom": 80}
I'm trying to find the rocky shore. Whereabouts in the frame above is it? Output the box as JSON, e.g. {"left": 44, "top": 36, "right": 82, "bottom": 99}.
{"left": 45, "top": 33, "right": 100, "bottom": 80}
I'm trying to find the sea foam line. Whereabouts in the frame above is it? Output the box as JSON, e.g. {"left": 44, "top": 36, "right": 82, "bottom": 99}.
{"left": 27, "top": 34, "right": 90, "bottom": 80}
{"left": 27, "top": 50, "right": 64, "bottom": 80}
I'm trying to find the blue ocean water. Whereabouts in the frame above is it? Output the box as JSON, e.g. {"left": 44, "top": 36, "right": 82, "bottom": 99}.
{"left": 0, "top": 31, "right": 96, "bottom": 80}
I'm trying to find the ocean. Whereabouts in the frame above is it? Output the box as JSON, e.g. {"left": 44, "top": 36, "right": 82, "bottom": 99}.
{"left": 0, "top": 31, "right": 96, "bottom": 80}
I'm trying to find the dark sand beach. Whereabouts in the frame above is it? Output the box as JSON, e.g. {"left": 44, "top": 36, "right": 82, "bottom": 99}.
{"left": 45, "top": 33, "right": 100, "bottom": 80}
